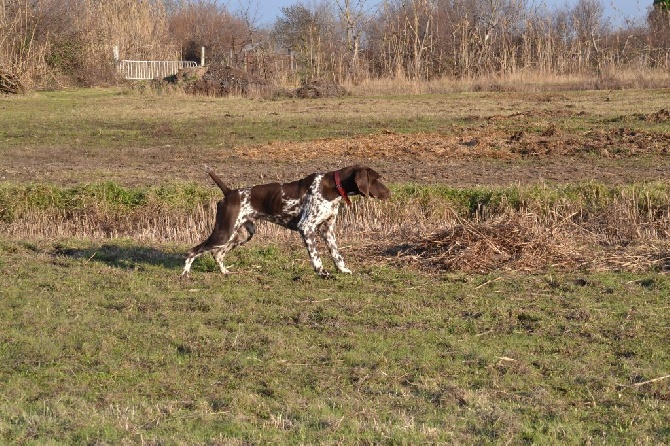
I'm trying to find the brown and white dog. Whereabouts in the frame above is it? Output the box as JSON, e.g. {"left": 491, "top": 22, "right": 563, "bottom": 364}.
{"left": 182, "top": 165, "right": 390, "bottom": 278}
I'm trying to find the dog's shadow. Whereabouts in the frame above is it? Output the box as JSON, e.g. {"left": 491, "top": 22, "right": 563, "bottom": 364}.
{"left": 54, "top": 242, "right": 184, "bottom": 271}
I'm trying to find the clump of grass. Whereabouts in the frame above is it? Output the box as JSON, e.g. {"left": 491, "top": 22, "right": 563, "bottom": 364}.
{"left": 389, "top": 183, "right": 525, "bottom": 219}
{"left": 373, "top": 181, "right": 670, "bottom": 228}
{"left": 0, "top": 181, "right": 218, "bottom": 242}
{"left": 386, "top": 212, "right": 670, "bottom": 274}
{"left": 1, "top": 182, "right": 217, "bottom": 217}
{"left": 345, "top": 182, "right": 670, "bottom": 273}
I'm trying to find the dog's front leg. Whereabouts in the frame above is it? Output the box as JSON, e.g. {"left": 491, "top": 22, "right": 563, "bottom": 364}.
{"left": 296, "top": 197, "right": 333, "bottom": 278}
{"left": 299, "top": 228, "right": 330, "bottom": 278}
{"left": 319, "top": 217, "right": 352, "bottom": 274}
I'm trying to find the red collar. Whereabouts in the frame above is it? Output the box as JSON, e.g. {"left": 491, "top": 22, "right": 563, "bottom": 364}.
{"left": 334, "top": 171, "right": 352, "bottom": 206}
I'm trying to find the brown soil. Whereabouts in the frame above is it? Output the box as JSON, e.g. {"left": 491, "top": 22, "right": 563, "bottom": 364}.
{"left": 4, "top": 127, "right": 669, "bottom": 188}
{"left": 232, "top": 127, "right": 670, "bottom": 186}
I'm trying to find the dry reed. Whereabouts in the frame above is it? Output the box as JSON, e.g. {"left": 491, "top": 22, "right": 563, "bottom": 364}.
{"left": 3, "top": 182, "right": 670, "bottom": 273}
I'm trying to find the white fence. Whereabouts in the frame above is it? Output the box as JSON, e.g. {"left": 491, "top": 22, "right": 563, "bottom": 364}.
{"left": 113, "top": 46, "right": 204, "bottom": 80}
{"left": 116, "top": 60, "right": 197, "bottom": 80}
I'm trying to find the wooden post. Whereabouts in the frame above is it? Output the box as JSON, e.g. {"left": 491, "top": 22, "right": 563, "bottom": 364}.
{"left": 201, "top": 47, "right": 205, "bottom": 66}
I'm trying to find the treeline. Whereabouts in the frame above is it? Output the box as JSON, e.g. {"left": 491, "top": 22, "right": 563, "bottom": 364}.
{"left": 1, "top": 0, "right": 669, "bottom": 92}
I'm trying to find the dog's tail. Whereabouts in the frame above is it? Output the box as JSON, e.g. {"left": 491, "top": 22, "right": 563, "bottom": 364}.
{"left": 204, "top": 165, "right": 231, "bottom": 195}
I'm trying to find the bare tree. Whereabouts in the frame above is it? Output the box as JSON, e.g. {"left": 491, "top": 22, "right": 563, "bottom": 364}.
{"left": 335, "top": 0, "right": 372, "bottom": 79}
{"left": 273, "top": 2, "right": 336, "bottom": 79}
{"left": 4, "top": 0, "right": 670, "bottom": 91}
{"left": 648, "top": 0, "right": 670, "bottom": 67}
{"left": 29, "top": 0, "right": 174, "bottom": 86}
{"left": 372, "top": 0, "right": 437, "bottom": 79}
{"left": 167, "top": 0, "right": 249, "bottom": 65}
{"left": 569, "top": 0, "right": 606, "bottom": 69}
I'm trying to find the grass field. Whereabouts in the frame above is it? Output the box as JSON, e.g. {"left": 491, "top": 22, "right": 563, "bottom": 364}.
{"left": 1, "top": 87, "right": 669, "bottom": 444}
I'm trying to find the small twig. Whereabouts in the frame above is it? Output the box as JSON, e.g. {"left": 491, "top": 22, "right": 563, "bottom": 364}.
{"left": 475, "top": 276, "right": 502, "bottom": 289}
{"left": 550, "top": 212, "right": 579, "bottom": 233}
{"left": 496, "top": 356, "right": 516, "bottom": 366}
{"left": 298, "top": 298, "right": 333, "bottom": 304}
{"left": 84, "top": 252, "right": 96, "bottom": 264}
{"left": 617, "top": 374, "right": 670, "bottom": 389}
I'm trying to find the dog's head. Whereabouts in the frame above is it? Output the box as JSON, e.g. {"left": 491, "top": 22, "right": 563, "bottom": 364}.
{"left": 342, "top": 165, "right": 390, "bottom": 200}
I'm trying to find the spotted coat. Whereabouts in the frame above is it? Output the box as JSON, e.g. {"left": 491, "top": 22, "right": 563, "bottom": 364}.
{"left": 182, "top": 165, "right": 390, "bottom": 278}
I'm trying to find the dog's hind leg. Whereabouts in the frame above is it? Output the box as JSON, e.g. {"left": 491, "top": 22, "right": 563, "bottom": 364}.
{"left": 182, "top": 241, "right": 209, "bottom": 278}
{"left": 183, "top": 236, "right": 238, "bottom": 277}
{"left": 182, "top": 196, "right": 243, "bottom": 277}
{"left": 208, "top": 221, "right": 256, "bottom": 275}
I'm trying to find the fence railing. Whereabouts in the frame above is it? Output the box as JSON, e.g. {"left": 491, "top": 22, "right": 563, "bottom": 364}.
{"left": 116, "top": 60, "right": 197, "bottom": 80}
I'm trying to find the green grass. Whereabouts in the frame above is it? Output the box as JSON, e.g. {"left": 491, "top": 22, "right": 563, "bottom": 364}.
{"left": 2, "top": 88, "right": 669, "bottom": 151}
{"left": 2, "top": 89, "right": 453, "bottom": 149}
{"left": 1, "top": 238, "right": 669, "bottom": 444}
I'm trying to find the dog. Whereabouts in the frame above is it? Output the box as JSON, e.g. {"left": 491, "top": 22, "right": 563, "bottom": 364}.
{"left": 182, "top": 165, "right": 390, "bottom": 278}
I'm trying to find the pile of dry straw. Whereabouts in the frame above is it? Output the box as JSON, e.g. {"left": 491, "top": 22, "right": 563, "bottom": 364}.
{"left": 389, "top": 212, "right": 670, "bottom": 274}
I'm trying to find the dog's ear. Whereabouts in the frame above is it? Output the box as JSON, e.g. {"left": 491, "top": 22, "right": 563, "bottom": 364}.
{"left": 354, "top": 168, "right": 370, "bottom": 196}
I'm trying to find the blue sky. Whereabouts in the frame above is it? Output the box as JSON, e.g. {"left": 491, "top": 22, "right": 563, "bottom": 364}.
{"left": 249, "top": 0, "right": 650, "bottom": 27}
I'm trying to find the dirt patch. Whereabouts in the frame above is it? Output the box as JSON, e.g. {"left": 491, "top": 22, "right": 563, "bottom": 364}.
{"left": 238, "top": 126, "right": 670, "bottom": 162}
{"left": 219, "top": 128, "right": 670, "bottom": 187}
{"left": 146, "top": 63, "right": 273, "bottom": 96}
{"left": 644, "top": 108, "right": 670, "bottom": 123}
{"left": 3, "top": 129, "right": 670, "bottom": 188}
{"left": 292, "top": 79, "right": 349, "bottom": 99}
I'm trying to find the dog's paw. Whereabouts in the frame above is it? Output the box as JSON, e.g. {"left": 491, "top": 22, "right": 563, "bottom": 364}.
{"left": 338, "top": 266, "right": 352, "bottom": 274}
{"left": 317, "top": 270, "right": 335, "bottom": 280}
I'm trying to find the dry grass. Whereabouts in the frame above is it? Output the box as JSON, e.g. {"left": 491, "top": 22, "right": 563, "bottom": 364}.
{"left": 4, "top": 182, "right": 670, "bottom": 275}
{"left": 387, "top": 213, "right": 670, "bottom": 274}
{"left": 346, "top": 69, "right": 670, "bottom": 96}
